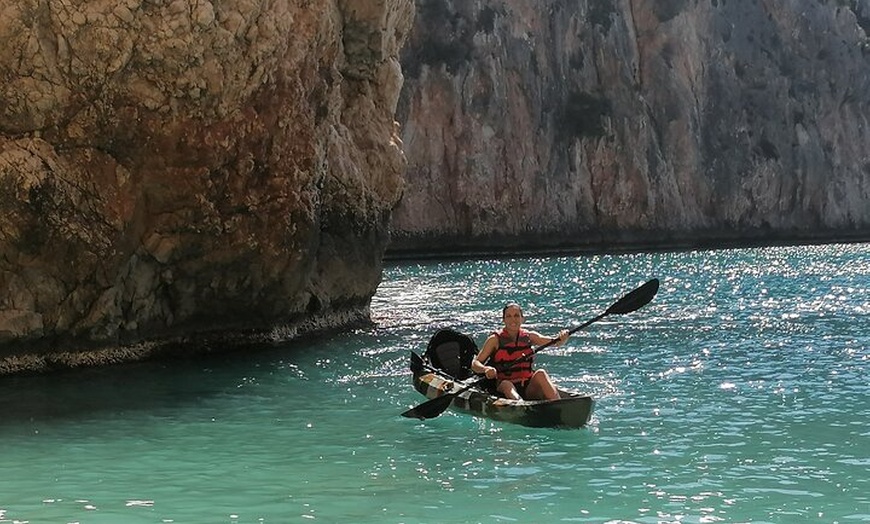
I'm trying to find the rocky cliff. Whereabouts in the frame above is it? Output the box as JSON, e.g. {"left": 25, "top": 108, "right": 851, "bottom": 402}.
{"left": 390, "top": 0, "right": 870, "bottom": 255}
{"left": 0, "top": 0, "right": 413, "bottom": 373}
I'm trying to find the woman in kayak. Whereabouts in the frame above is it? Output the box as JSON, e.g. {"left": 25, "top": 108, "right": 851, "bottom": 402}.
{"left": 470, "top": 303, "right": 569, "bottom": 401}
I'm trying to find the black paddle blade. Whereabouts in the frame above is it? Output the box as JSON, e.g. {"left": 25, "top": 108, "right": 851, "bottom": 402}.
{"left": 400, "top": 393, "right": 454, "bottom": 420}
{"left": 605, "top": 278, "right": 659, "bottom": 315}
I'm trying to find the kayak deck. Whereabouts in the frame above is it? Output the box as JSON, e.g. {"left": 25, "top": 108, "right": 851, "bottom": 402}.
{"left": 412, "top": 370, "right": 594, "bottom": 429}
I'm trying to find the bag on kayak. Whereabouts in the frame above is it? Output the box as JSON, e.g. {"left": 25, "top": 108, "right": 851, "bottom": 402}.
{"left": 424, "top": 328, "right": 478, "bottom": 380}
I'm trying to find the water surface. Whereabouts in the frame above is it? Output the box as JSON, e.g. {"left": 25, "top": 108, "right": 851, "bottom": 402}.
{"left": 1, "top": 244, "right": 868, "bottom": 523}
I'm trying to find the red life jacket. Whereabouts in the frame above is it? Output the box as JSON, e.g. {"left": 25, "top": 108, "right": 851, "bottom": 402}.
{"left": 492, "top": 328, "right": 534, "bottom": 382}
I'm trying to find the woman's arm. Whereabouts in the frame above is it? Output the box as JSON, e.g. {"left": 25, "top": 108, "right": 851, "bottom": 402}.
{"left": 529, "top": 329, "right": 569, "bottom": 347}
{"left": 471, "top": 335, "right": 498, "bottom": 378}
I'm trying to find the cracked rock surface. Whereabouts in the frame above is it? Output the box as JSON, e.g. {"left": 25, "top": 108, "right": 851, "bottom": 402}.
{"left": 0, "top": 0, "right": 414, "bottom": 373}
{"left": 391, "top": 0, "right": 870, "bottom": 254}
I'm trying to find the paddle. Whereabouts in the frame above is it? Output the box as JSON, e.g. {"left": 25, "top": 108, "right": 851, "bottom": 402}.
{"left": 401, "top": 278, "right": 660, "bottom": 420}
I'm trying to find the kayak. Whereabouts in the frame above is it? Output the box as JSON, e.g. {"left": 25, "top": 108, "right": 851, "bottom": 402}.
{"left": 408, "top": 329, "right": 594, "bottom": 429}
{"left": 411, "top": 366, "right": 595, "bottom": 428}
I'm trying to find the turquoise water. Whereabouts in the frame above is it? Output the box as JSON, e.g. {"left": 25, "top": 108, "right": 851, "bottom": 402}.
{"left": 1, "top": 244, "right": 868, "bottom": 523}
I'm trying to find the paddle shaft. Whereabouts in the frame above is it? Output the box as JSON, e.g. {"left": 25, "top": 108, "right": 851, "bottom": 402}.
{"left": 504, "top": 311, "right": 606, "bottom": 368}
{"left": 503, "top": 278, "right": 659, "bottom": 368}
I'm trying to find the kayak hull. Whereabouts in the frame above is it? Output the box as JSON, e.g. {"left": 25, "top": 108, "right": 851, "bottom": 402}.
{"left": 412, "top": 370, "right": 594, "bottom": 429}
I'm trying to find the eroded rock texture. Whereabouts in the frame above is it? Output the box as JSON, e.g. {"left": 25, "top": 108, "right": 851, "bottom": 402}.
{"left": 0, "top": 0, "right": 413, "bottom": 373}
{"left": 391, "top": 0, "right": 870, "bottom": 254}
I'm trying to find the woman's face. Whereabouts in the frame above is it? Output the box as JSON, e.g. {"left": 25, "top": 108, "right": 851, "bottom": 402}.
{"left": 502, "top": 305, "right": 524, "bottom": 329}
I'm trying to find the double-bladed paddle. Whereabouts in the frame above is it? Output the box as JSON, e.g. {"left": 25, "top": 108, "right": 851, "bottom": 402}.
{"left": 400, "top": 278, "right": 660, "bottom": 420}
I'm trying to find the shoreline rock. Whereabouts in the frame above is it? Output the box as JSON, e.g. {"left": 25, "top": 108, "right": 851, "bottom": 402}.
{"left": 0, "top": 1, "right": 414, "bottom": 374}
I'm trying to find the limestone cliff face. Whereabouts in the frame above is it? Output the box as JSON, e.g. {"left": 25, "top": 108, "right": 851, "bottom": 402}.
{"left": 0, "top": 0, "right": 413, "bottom": 373}
{"left": 391, "top": 0, "right": 870, "bottom": 254}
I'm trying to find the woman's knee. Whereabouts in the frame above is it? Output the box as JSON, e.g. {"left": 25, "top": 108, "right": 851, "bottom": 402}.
{"left": 532, "top": 369, "right": 550, "bottom": 382}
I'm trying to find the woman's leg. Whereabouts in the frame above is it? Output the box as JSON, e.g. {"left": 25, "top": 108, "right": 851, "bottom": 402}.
{"left": 497, "top": 380, "right": 522, "bottom": 400}
{"left": 526, "top": 370, "right": 560, "bottom": 400}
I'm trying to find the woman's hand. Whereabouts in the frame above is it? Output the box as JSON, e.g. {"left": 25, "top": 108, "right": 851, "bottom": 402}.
{"left": 483, "top": 366, "right": 497, "bottom": 379}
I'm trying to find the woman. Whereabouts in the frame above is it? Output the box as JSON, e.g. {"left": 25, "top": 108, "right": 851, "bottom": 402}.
{"left": 470, "top": 303, "right": 569, "bottom": 400}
